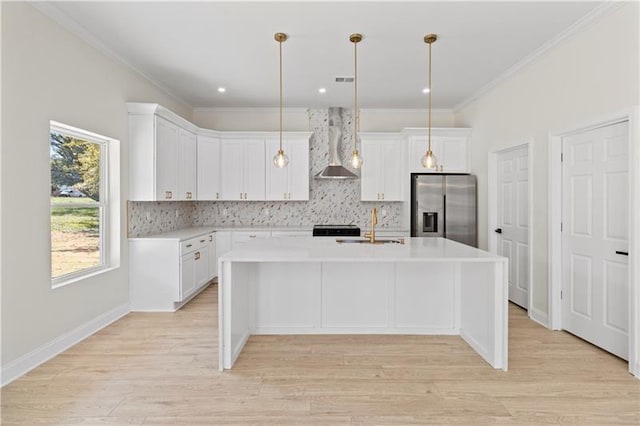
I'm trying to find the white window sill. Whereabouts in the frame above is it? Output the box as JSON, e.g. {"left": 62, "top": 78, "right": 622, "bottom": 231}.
{"left": 52, "top": 265, "right": 119, "bottom": 289}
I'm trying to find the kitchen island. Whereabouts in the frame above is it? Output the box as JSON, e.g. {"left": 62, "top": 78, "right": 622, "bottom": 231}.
{"left": 218, "top": 237, "right": 508, "bottom": 371}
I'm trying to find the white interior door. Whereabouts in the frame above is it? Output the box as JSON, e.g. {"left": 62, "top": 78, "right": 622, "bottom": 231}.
{"left": 562, "top": 121, "right": 629, "bottom": 360}
{"left": 496, "top": 145, "right": 529, "bottom": 309}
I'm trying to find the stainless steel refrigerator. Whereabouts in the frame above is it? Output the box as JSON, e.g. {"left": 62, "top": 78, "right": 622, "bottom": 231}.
{"left": 411, "top": 174, "right": 477, "bottom": 247}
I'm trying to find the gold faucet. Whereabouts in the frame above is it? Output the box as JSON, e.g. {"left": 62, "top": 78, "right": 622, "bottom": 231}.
{"left": 364, "top": 207, "right": 378, "bottom": 243}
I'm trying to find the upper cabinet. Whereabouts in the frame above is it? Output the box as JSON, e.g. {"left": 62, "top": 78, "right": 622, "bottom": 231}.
{"left": 360, "top": 134, "right": 404, "bottom": 201}
{"left": 196, "top": 134, "right": 221, "bottom": 201}
{"left": 405, "top": 128, "right": 471, "bottom": 173}
{"left": 128, "top": 104, "right": 200, "bottom": 201}
{"left": 265, "top": 138, "right": 310, "bottom": 201}
{"left": 178, "top": 129, "right": 197, "bottom": 200}
{"left": 220, "top": 138, "right": 266, "bottom": 201}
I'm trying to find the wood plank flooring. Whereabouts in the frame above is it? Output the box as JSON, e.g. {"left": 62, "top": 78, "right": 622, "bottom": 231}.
{"left": 2, "top": 284, "right": 639, "bottom": 425}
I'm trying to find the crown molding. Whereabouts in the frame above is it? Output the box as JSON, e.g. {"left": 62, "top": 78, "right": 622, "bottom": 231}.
{"left": 192, "top": 107, "right": 310, "bottom": 114}
{"left": 30, "top": 2, "right": 193, "bottom": 112}
{"left": 453, "top": 1, "right": 622, "bottom": 113}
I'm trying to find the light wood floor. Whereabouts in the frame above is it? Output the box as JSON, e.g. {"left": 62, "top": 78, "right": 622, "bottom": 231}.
{"left": 2, "top": 284, "right": 639, "bottom": 425}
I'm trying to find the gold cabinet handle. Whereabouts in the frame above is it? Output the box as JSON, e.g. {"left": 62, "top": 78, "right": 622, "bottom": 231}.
{"left": 209, "top": 235, "right": 213, "bottom": 242}
{"left": 216, "top": 192, "right": 219, "bottom": 199}
{"left": 200, "top": 239, "right": 205, "bottom": 243}
{"left": 239, "top": 192, "right": 243, "bottom": 199}
{"left": 244, "top": 192, "right": 247, "bottom": 199}
{"left": 249, "top": 235, "right": 256, "bottom": 238}
{"left": 186, "top": 244, "right": 192, "bottom": 248}
{"left": 284, "top": 192, "right": 287, "bottom": 199}
{"left": 165, "top": 191, "right": 172, "bottom": 199}
{"left": 195, "top": 251, "right": 200, "bottom": 260}
{"left": 382, "top": 193, "right": 384, "bottom": 200}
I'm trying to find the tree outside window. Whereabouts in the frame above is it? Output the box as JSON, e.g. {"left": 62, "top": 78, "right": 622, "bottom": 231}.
{"left": 50, "top": 122, "right": 108, "bottom": 283}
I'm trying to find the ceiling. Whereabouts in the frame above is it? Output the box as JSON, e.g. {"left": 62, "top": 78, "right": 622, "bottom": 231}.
{"left": 44, "top": 1, "right": 604, "bottom": 109}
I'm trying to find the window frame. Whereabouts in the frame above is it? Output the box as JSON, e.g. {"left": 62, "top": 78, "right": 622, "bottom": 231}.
{"left": 50, "top": 121, "right": 112, "bottom": 287}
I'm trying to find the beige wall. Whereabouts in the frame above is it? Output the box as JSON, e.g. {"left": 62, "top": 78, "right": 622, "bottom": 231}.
{"left": 454, "top": 3, "right": 639, "bottom": 319}
{"left": 192, "top": 107, "right": 454, "bottom": 131}
{"left": 0, "top": 3, "right": 191, "bottom": 368}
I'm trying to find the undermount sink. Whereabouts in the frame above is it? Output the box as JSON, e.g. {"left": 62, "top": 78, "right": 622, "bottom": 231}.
{"left": 336, "top": 237, "right": 405, "bottom": 245}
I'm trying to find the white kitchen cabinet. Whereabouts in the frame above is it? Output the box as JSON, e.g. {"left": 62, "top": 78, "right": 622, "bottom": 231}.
{"left": 207, "top": 233, "right": 217, "bottom": 280}
{"left": 232, "top": 231, "right": 271, "bottom": 246}
{"left": 405, "top": 128, "right": 471, "bottom": 173}
{"left": 197, "top": 134, "right": 221, "bottom": 200}
{"left": 129, "top": 228, "right": 214, "bottom": 311}
{"left": 271, "top": 230, "right": 312, "bottom": 237}
{"left": 360, "top": 136, "right": 404, "bottom": 201}
{"left": 216, "top": 231, "right": 232, "bottom": 259}
{"left": 220, "top": 139, "right": 266, "bottom": 200}
{"left": 155, "top": 116, "right": 179, "bottom": 200}
{"left": 178, "top": 129, "right": 197, "bottom": 200}
{"left": 128, "top": 104, "right": 200, "bottom": 201}
{"left": 265, "top": 138, "right": 310, "bottom": 200}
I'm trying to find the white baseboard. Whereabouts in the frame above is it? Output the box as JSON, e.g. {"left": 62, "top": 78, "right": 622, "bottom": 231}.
{"left": 529, "top": 307, "right": 550, "bottom": 329}
{"left": 1, "top": 302, "right": 130, "bottom": 387}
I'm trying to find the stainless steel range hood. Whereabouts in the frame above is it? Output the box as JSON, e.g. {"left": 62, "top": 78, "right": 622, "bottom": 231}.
{"left": 315, "top": 107, "right": 357, "bottom": 179}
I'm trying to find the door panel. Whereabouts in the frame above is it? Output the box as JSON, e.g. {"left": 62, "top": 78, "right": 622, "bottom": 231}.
{"left": 444, "top": 175, "right": 477, "bottom": 247}
{"left": 413, "top": 175, "right": 444, "bottom": 238}
{"left": 497, "top": 145, "right": 529, "bottom": 309}
{"left": 562, "top": 120, "right": 629, "bottom": 360}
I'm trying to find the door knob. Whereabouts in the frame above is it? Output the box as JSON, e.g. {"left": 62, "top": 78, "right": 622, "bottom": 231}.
{"left": 495, "top": 228, "right": 502, "bottom": 234}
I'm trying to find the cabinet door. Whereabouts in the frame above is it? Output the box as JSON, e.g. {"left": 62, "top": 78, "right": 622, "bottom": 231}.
{"left": 197, "top": 136, "right": 221, "bottom": 200}
{"left": 265, "top": 139, "right": 289, "bottom": 200}
{"left": 194, "top": 246, "right": 209, "bottom": 288}
{"left": 288, "top": 139, "right": 310, "bottom": 200}
{"left": 242, "top": 140, "right": 266, "bottom": 200}
{"left": 381, "top": 141, "right": 403, "bottom": 201}
{"left": 360, "top": 140, "right": 382, "bottom": 201}
{"left": 409, "top": 136, "right": 443, "bottom": 173}
{"left": 442, "top": 137, "right": 468, "bottom": 172}
{"left": 220, "top": 140, "right": 244, "bottom": 200}
{"left": 178, "top": 129, "right": 197, "bottom": 200}
{"left": 155, "top": 117, "right": 179, "bottom": 200}
{"left": 207, "top": 233, "right": 217, "bottom": 279}
{"left": 180, "top": 252, "right": 196, "bottom": 300}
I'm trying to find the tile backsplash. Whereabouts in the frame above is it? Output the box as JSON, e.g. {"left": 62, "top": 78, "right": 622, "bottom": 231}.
{"left": 128, "top": 108, "right": 406, "bottom": 237}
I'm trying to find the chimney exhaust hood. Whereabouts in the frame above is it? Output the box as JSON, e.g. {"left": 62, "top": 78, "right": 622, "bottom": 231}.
{"left": 315, "top": 107, "right": 358, "bottom": 179}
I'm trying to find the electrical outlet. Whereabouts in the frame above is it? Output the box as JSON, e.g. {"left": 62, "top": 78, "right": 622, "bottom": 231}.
{"left": 264, "top": 208, "right": 270, "bottom": 217}
{"left": 222, "top": 208, "right": 228, "bottom": 216}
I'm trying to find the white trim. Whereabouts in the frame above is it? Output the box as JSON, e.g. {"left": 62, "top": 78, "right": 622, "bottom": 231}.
{"left": 488, "top": 141, "right": 534, "bottom": 317}
{"left": 548, "top": 108, "right": 640, "bottom": 378}
{"left": 1, "top": 302, "right": 130, "bottom": 387}
{"left": 529, "top": 307, "right": 549, "bottom": 328}
{"left": 31, "top": 2, "right": 192, "bottom": 111}
{"left": 193, "top": 107, "right": 310, "bottom": 114}
{"left": 453, "top": 2, "right": 622, "bottom": 113}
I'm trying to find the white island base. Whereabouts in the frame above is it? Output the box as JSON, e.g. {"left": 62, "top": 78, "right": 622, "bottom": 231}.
{"left": 218, "top": 237, "right": 508, "bottom": 371}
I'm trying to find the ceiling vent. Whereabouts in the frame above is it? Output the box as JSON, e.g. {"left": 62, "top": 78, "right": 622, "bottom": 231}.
{"left": 334, "top": 76, "right": 354, "bottom": 83}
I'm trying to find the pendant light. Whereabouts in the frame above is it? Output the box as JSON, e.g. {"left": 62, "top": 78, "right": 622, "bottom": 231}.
{"left": 349, "top": 33, "right": 363, "bottom": 169}
{"left": 273, "top": 32, "right": 289, "bottom": 168}
{"left": 421, "top": 34, "right": 438, "bottom": 169}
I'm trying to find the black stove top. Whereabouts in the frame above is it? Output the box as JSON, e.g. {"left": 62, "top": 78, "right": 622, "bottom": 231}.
{"left": 312, "top": 224, "right": 361, "bottom": 237}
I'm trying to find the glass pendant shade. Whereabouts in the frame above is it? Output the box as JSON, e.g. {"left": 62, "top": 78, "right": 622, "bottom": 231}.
{"left": 421, "top": 149, "right": 438, "bottom": 169}
{"left": 273, "top": 149, "right": 289, "bottom": 168}
{"left": 350, "top": 150, "right": 363, "bottom": 169}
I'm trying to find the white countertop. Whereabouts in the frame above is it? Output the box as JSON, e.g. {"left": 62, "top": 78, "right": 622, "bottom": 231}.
{"left": 220, "top": 236, "right": 506, "bottom": 263}
{"left": 129, "top": 227, "right": 216, "bottom": 241}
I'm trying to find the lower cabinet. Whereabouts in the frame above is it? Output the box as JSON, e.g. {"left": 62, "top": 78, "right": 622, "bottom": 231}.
{"left": 129, "top": 231, "right": 215, "bottom": 312}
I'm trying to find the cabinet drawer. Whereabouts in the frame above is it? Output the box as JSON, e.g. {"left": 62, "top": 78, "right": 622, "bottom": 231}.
{"left": 232, "top": 231, "right": 270, "bottom": 246}
{"left": 181, "top": 235, "right": 208, "bottom": 254}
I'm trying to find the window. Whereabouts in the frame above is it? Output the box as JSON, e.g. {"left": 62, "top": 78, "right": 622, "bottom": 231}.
{"left": 50, "top": 121, "right": 113, "bottom": 285}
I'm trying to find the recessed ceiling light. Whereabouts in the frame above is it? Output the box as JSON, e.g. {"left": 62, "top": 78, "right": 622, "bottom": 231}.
{"left": 217, "top": 87, "right": 226, "bottom": 93}
{"left": 318, "top": 88, "right": 326, "bottom": 94}
{"left": 422, "top": 87, "right": 430, "bottom": 94}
